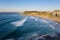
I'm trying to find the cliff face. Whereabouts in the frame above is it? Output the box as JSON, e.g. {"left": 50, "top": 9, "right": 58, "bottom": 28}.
{"left": 23, "top": 11, "right": 51, "bottom": 17}
{"left": 23, "top": 11, "right": 50, "bottom": 15}
{"left": 23, "top": 10, "right": 60, "bottom": 17}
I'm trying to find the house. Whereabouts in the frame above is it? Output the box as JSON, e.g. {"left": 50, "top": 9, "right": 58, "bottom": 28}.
{"left": 52, "top": 10, "right": 60, "bottom": 17}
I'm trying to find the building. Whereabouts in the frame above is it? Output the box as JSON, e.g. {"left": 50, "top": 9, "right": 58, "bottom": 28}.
{"left": 53, "top": 10, "right": 60, "bottom": 17}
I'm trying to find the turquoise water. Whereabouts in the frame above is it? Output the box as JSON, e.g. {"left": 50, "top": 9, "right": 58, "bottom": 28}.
{"left": 0, "top": 12, "right": 59, "bottom": 40}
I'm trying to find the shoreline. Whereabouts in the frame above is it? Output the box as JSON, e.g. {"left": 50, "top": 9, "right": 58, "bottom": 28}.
{"left": 23, "top": 14, "right": 60, "bottom": 24}
{"left": 38, "top": 15, "right": 60, "bottom": 24}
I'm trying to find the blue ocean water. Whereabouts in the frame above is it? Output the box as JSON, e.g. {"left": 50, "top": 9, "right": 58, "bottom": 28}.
{"left": 0, "top": 12, "right": 25, "bottom": 39}
{"left": 0, "top": 12, "right": 59, "bottom": 40}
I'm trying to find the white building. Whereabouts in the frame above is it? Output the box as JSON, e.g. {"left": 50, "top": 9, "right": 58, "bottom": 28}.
{"left": 53, "top": 10, "right": 60, "bottom": 17}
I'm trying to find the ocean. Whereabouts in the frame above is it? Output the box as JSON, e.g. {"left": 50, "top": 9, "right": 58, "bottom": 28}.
{"left": 0, "top": 12, "right": 60, "bottom": 40}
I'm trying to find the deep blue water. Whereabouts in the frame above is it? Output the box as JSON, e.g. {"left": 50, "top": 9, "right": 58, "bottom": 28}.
{"left": 0, "top": 12, "right": 60, "bottom": 40}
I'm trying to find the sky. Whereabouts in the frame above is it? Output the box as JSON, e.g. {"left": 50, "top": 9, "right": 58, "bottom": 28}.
{"left": 0, "top": 0, "right": 60, "bottom": 12}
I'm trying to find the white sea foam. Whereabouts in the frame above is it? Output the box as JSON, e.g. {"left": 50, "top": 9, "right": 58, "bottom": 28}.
{"left": 49, "top": 25, "right": 55, "bottom": 29}
{"left": 11, "top": 17, "right": 27, "bottom": 26}
{"left": 55, "top": 22, "right": 59, "bottom": 24}
{"left": 6, "top": 38, "right": 15, "bottom": 40}
{"left": 32, "top": 33, "right": 38, "bottom": 36}
{"left": 41, "top": 19, "right": 48, "bottom": 23}
{"left": 30, "top": 16, "right": 38, "bottom": 21}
